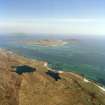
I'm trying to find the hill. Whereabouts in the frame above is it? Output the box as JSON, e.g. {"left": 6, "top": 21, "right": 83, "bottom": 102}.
{"left": 0, "top": 48, "right": 105, "bottom": 105}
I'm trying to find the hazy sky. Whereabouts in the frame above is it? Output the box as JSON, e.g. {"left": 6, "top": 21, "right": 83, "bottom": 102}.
{"left": 0, "top": 0, "right": 105, "bottom": 35}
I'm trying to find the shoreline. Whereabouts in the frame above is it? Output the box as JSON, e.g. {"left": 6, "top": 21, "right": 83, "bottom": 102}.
{"left": 0, "top": 48, "right": 105, "bottom": 92}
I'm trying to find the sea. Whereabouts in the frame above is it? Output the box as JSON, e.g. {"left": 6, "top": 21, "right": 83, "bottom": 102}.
{"left": 0, "top": 34, "right": 105, "bottom": 86}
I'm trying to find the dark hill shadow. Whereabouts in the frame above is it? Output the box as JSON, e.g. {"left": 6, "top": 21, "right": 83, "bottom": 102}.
{"left": 14, "top": 65, "right": 36, "bottom": 75}
{"left": 46, "top": 70, "right": 61, "bottom": 81}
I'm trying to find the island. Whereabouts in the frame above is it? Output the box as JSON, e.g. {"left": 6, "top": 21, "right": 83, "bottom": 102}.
{"left": 17, "top": 39, "right": 79, "bottom": 47}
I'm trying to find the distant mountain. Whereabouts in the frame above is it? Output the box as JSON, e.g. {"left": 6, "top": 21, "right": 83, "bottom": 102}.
{"left": 0, "top": 48, "right": 105, "bottom": 105}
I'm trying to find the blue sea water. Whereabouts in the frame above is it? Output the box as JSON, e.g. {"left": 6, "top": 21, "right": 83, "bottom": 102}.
{"left": 0, "top": 35, "right": 105, "bottom": 85}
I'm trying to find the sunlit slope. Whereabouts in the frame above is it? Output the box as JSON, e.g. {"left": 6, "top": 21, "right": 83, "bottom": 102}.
{"left": 0, "top": 49, "right": 105, "bottom": 105}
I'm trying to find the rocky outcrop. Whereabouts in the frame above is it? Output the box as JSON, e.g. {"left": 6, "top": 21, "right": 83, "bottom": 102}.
{"left": 0, "top": 49, "right": 105, "bottom": 105}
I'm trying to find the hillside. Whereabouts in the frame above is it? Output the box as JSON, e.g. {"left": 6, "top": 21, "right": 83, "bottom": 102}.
{"left": 0, "top": 48, "right": 105, "bottom": 105}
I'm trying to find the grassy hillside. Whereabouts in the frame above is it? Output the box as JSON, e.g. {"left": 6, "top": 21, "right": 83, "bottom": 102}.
{"left": 0, "top": 48, "right": 105, "bottom": 105}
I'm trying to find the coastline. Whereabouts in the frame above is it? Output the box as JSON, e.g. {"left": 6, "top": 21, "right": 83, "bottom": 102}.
{"left": 0, "top": 48, "right": 105, "bottom": 93}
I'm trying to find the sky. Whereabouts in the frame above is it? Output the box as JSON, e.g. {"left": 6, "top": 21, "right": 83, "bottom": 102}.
{"left": 0, "top": 0, "right": 105, "bottom": 35}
